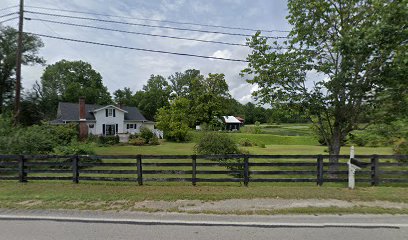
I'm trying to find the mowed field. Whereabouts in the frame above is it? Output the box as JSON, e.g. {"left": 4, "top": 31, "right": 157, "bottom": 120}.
{"left": 95, "top": 123, "right": 392, "bottom": 155}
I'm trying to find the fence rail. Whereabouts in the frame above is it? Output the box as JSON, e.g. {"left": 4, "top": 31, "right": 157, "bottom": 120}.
{"left": 0, "top": 154, "right": 407, "bottom": 186}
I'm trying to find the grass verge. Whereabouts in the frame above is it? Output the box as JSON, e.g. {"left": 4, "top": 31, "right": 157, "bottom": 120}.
{"left": 0, "top": 182, "right": 407, "bottom": 215}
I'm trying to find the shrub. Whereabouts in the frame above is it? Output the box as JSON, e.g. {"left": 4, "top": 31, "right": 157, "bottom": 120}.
{"left": 150, "top": 135, "right": 160, "bottom": 145}
{"left": 195, "top": 132, "right": 240, "bottom": 155}
{"left": 393, "top": 138, "right": 408, "bottom": 162}
{"left": 54, "top": 140, "right": 95, "bottom": 155}
{"left": 98, "top": 135, "right": 119, "bottom": 145}
{"left": 254, "top": 121, "right": 262, "bottom": 134}
{"left": 0, "top": 125, "right": 56, "bottom": 154}
{"left": 195, "top": 132, "right": 245, "bottom": 179}
{"left": 129, "top": 137, "right": 145, "bottom": 146}
{"left": 129, "top": 133, "right": 140, "bottom": 140}
{"left": 257, "top": 143, "right": 266, "bottom": 148}
{"left": 239, "top": 138, "right": 254, "bottom": 147}
{"left": 49, "top": 123, "right": 78, "bottom": 145}
{"left": 140, "top": 127, "right": 154, "bottom": 144}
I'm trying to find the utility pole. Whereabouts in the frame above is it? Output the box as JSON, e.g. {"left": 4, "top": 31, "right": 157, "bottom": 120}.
{"left": 13, "top": 0, "right": 24, "bottom": 126}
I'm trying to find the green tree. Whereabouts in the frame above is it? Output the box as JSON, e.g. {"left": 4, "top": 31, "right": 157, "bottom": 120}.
{"left": 242, "top": 0, "right": 407, "bottom": 163}
{"left": 169, "top": 69, "right": 231, "bottom": 126}
{"left": 156, "top": 97, "right": 192, "bottom": 141}
{"left": 194, "top": 73, "right": 231, "bottom": 124}
{"left": 0, "top": 26, "right": 45, "bottom": 113}
{"left": 136, "top": 75, "right": 171, "bottom": 120}
{"left": 113, "top": 87, "right": 135, "bottom": 106}
{"left": 40, "top": 60, "right": 112, "bottom": 117}
{"left": 168, "top": 69, "right": 203, "bottom": 99}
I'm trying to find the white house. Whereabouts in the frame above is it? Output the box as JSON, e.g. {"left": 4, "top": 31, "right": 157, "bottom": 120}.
{"left": 50, "top": 97, "right": 155, "bottom": 138}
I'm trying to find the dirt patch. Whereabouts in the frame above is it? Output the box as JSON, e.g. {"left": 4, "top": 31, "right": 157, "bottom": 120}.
{"left": 131, "top": 199, "right": 408, "bottom": 213}
{"left": 16, "top": 200, "right": 43, "bottom": 207}
{"left": 13, "top": 199, "right": 408, "bottom": 213}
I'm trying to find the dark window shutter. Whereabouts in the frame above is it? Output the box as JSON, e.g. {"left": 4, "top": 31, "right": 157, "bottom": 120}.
{"left": 134, "top": 124, "right": 137, "bottom": 129}
{"left": 115, "top": 124, "right": 118, "bottom": 133}
{"left": 113, "top": 109, "right": 116, "bottom": 117}
{"left": 105, "top": 109, "right": 108, "bottom": 117}
{"left": 102, "top": 124, "right": 106, "bottom": 135}
{"left": 126, "top": 124, "right": 129, "bottom": 129}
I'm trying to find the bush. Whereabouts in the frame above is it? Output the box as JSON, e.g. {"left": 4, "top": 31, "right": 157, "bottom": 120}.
{"left": 254, "top": 121, "right": 262, "bottom": 134}
{"left": 140, "top": 127, "right": 154, "bottom": 144}
{"left": 195, "top": 132, "right": 245, "bottom": 179}
{"left": 49, "top": 123, "right": 78, "bottom": 145}
{"left": 98, "top": 135, "right": 119, "bottom": 145}
{"left": 150, "top": 135, "right": 160, "bottom": 145}
{"left": 0, "top": 124, "right": 57, "bottom": 154}
{"left": 393, "top": 138, "right": 408, "bottom": 158}
{"left": 54, "top": 140, "right": 95, "bottom": 155}
{"left": 257, "top": 143, "right": 266, "bottom": 148}
{"left": 239, "top": 138, "right": 254, "bottom": 147}
{"left": 129, "top": 133, "right": 140, "bottom": 139}
{"left": 129, "top": 137, "right": 145, "bottom": 146}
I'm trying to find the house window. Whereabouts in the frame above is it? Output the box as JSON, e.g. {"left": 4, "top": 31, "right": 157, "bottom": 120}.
{"left": 127, "top": 124, "right": 137, "bottom": 129}
{"left": 108, "top": 109, "right": 113, "bottom": 117}
{"left": 88, "top": 124, "right": 94, "bottom": 128}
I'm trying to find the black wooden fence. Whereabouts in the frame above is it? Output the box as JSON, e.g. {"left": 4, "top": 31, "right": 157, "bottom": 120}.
{"left": 0, "top": 154, "right": 407, "bottom": 186}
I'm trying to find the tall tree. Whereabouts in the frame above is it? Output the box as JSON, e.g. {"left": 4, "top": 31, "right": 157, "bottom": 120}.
{"left": 194, "top": 73, "right": 231, "bottom": 124}
{"left": 137, "top": 75, "right": 171, "bottom": 120}
{"left": 0, "top": 26, "right": 44, "bottom": 113}
{"left": 40, "top": 60, "right": 111, "bottom": 117}
{"left": 113, "top": 87, "right": 135, "bottom": 106}
{"left": 242, "top": 0, "right": 407, "bottom": 162}
{"left": 168, "top": 69, "right": 203, "bottom": 99}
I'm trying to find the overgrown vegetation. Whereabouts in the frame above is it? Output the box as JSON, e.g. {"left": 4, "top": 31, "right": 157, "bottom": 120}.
{"left": 0, "top": 116, "right": 81, "bottom": 155}
{"left": 195, "top": 131, "right": 245, "bottom": 178}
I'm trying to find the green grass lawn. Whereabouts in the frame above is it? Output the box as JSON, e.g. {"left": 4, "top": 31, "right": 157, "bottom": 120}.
{"left": 94, "top": 141, "right": 392, "bottom": 155}
{"left": 0, "top": 182, "right": 407, "bottom": 214}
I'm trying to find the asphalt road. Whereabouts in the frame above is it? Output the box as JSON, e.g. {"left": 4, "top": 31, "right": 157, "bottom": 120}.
{"left": 0, "top": 211, "right": 407, "bottom": 240}
{"left": 1, "top": 219, "right": 407, "bottom": 240}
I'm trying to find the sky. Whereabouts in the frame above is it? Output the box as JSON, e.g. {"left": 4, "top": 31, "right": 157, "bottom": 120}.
{"left": 1, "top": 0, "right": 291, "bottom": 104}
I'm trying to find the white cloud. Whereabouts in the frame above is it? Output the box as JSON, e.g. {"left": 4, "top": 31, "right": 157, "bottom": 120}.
{"left": 210, "top": 49, "right": 232, "bottom": 59}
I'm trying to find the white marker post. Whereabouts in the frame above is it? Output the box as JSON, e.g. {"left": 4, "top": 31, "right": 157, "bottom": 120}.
{"left": 348, "top": 146, "right": 360, "bottom": 189}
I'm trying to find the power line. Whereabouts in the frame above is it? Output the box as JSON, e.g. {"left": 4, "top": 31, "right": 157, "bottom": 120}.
{"left": 25, "top": 11, "right": 289, "bottom": 39}
{"left": 0, "top": 12, "right": 17, "bottom": 19}
{"left": 0, "top": 5, "right": 18, "bottom": 12}
{"left": 27, "top": 32, "right": 249, "bottom": 62}
{"left": 25, "top": 5, "right": 290, "bottom": 33}
{"left": 26, "top": 17, "right": 248, "bottom": 47}
{"left": 0, "top": 16, "right": 18, "bottom": 24}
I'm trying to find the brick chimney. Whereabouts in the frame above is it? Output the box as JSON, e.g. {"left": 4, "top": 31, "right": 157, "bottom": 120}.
{"left": 79, "top": 97, "right": 88, "bottom": 139}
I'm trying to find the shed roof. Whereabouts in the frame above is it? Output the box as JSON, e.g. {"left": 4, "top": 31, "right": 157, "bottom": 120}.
{"left": 222, "top": 116, "right": 241, "bottom": 124}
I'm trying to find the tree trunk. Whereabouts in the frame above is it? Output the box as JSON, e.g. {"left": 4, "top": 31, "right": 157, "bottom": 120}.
{"left": 328, "top": 130, "right": 342, "bottom": 177}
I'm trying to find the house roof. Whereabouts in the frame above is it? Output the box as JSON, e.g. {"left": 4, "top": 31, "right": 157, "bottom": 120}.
{"left": 93, "top": 105, "right": 128, "bottom": 113}
{"left": 54, "top": 102, "right": 147, "bottom": 122}
{"left": 222, "top": 116, "right": 241, "bottom": 124}
{"left": 235, "top": 116, "right": 245, "bottom": 122}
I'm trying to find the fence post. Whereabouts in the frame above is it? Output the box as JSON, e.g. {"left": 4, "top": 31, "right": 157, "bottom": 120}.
{"left": 371, "top": 155, "right": 379, "bottom": 186}
{"left": 316, "top": 155, "right": 323, "bottom": 186}
{"left": 243, "top": 155, "right": 249, "bottom": 187}
{"left": 192, "top": 155, "right": 197, "bottom": 186}
{"left": 18, "top": 155, "right": 27, "bottom": 183}
{"left": 72, "top": 155, "right": 79, "bottom": 184}
{"left": 137, "top": 154, "right": 143, "bottom": 186}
